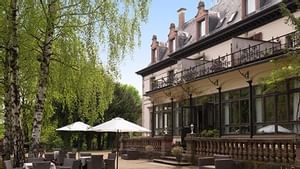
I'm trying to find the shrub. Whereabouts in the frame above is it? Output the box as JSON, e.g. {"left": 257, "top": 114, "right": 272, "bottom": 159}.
{"left": 145, "top": 145, "right": 154, "bottom": 160}
{"left": 200, "top": 129, "right": 219, "bottom": 137}
{"left": 171, "top": 146, "right": 183, "bottom": 163}
{"left": 145, "top": 145, "right": 154, "bottom": 152}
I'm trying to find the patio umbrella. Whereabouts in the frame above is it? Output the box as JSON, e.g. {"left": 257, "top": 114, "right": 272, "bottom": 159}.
{"left": 56, "top": 121, "right": 91, "bottom": 131}
{"left": 56, "top": 121, "right": 91, "bottom": 150}
{"left": 257, "top": 124, "right": 292, "bottom": 133}
{"left": 89, "top": 117, "right": 151, "bottom": 169}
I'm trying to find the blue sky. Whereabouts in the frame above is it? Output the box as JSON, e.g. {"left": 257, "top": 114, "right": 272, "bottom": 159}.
{"left": 119, "top": 0, "right": 215, "bottom": 95}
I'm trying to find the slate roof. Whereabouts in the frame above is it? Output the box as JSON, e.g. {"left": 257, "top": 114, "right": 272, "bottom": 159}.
{"left": 141, "top": 0, "right": 282, "bottom": 72}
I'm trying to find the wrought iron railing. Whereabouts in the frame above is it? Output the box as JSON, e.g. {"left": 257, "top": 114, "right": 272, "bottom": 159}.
{"left": 150, "top": 31, "right": 300, "bottom": 92}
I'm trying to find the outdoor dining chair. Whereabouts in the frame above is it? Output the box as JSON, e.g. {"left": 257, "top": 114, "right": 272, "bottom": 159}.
{"left": 107, "top": 153, "right": 116, "bottom": 160}
{"left": 44, "top": 152, "right": 55, "bottom": 161}
{"left": 104, "top": 159, "right": 115, "bottom": 169}
{"left": 32, "top": 161, "right": 51, "bottom": 169}
{"left": 56, "top": 151, "right": 68, "bottom": 165}
{"left": 104, "top": 153, "right": 116, "bottom": 167}
{"left": 57, "top": 159, "right": 80, "bottom": 169}
{"left": 68, "top": 152, "right": 76, "bottom": 159}
{"left": 58, "top": 158, "right": 75, "bottom": 168}
{"left": 87, "top": 155, "right": 104, "bottom": 169}
{"left": 27, "top": 157, "right": 44, "bottom": 163}
{"left": 3, "top": 160, "right": 22, "bottom": 169}
{"left": 79, "top": 152, "right": 91, "bottom": 157}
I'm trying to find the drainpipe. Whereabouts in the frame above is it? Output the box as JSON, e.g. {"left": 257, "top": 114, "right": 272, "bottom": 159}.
{"left": 152, "top": 101, "right": 155, "bottom": 137}
{"left": 171, "top": 98, "right": 174, "bottom": 137}
{"left": 189, "top": 94, "right": 193, "bottom": 133}
{"left": 248, "top": 80, "right": 254, "bottom": 138}
{"left": 218, "top": 87, "right": 222, "bottom": 137}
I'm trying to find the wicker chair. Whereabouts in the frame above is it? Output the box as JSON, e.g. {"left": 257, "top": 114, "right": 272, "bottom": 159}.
{"left": 120, "top": 149, "right": 139, "bottom": 160}
{"left": 57, "top": 159, "right": 80, "bottom": 169}
{"left": 87, "top": 155, "right": 104, "bottom": 169}
{"left": 44, "top": 152, "right": 55, "bottom": 161}
{"left": 56, "top": 151, "right": 67, "bottom": 166}
{"left": 104, "top": 153, "right": 116, "bottom": 168}
{"left": 3, "top": 160, "right": 22, "bottom": 169}
{"left": 79, "top": 152, "right": 91, "bottom": 157}
{"left": 104, "top": 159, "right": 115, "bottom": 169}
{"left": 27, "top": 157, "right": 44, "bottom": 163}
{"left": 32, "top": 161, "right": 51, "bottom": 169}
{"left": 68, "top": 152, "right": 76, "bottom": 159}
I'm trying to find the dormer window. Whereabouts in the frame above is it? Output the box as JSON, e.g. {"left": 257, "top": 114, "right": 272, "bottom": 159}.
{"left": 172, "top": 39, "right": 176, "bottom": 52}
{"left": 246, "top": 0, "right": 256, "bottom": 15}
{"left": 199, "top": 20, "right": 206, "bottom": 37}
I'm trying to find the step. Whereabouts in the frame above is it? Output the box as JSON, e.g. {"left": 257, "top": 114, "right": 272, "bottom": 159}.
{"left": 159, "top": 156, "right": 177, "bottom": 161}
{"left": 160, "top": 155, "right": 190, "bottom": 162}
{"left": 153, "top": 159, "right": 192, "bottom": 166}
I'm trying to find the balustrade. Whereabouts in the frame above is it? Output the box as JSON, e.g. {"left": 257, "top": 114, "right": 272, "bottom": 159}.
{"left": 185, "top": 136, "right": 297, "bottom": 165}
{"left": 122, "top": 134, "right": 300, "bottom": 166}
{"left": 122, "top": 136, "right": 172, "bottom": 153}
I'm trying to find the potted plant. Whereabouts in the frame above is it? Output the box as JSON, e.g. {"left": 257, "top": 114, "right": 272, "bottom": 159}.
{"left": 145, "top": 145, "right": 154, "bottom": 161}
{"left": 171, "top": 146, "right": 183, "bottom": 164}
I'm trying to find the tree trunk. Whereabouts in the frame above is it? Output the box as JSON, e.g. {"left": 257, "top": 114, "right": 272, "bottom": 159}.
{"left": 97, "top": 133, "right": 102, "bottom": 150}
{"left": 31, "top": 0, "right": 57, "bottom": 155}
{"left": 3, "top": 50, "right": 13, "bottom": 160}
{"left": 7, "top": 0, "right": 25, "bottom": 166}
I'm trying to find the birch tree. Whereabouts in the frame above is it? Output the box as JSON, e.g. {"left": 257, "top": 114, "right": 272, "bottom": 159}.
{"left": 29, "top": 0, "right": 150, "bottom": 152}
{"left": 0, "top": 0, "right": 25, "bottom": 165}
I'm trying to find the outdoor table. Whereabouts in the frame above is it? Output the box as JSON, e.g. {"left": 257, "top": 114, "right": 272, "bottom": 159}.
{"left": 79, "top": 156, "right": 91, "bottom": 167}
{"left": 23, "top": 162, "right": 56, "bottom": 169}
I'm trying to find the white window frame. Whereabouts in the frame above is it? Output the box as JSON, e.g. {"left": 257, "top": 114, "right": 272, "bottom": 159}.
{"left": 200, "top": 20, "right": 206, "bottom": 37}
{"left": 247, "top": 0, "right": 256, "bottom": 14}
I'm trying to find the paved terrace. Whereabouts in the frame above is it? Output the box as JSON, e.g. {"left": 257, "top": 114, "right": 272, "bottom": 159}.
{"left": 92, "top": 151, "right": 198, "bottom": 169}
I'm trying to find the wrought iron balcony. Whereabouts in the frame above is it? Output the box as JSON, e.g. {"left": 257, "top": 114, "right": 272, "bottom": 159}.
{"left": 150, "top": 31, "right": 300, "bottom": 92}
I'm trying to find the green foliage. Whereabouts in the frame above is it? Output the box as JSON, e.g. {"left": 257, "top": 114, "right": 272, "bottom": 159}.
{"left": 280, "top": 0, "right": 300, "bottom": 31}
{"left": 0, "top": 123, "right": 4, "bottom": 139}
{"left": 40, "top": 124, "right": 63, "bottom": 150}
{"left": 145, "top": 145, "right": 154, "bottom": 152}
{"left": 104, "top": 83, "right": 142, "bottom": 123}
{"left": 200, "top": 129, "right": 219, "bottom": 137}
{"left": 262, "top": 1, "right": 300, "bottom": 87}
{"left": 171, "top": 146, "right": 183, "bottom": 163}
{"left": 0, "top": 0, "right": 150, "bottom": 150}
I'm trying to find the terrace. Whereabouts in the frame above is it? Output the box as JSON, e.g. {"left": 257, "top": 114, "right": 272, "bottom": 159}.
{"left": 122, "top": 135, "right": 300, "bottom": 168}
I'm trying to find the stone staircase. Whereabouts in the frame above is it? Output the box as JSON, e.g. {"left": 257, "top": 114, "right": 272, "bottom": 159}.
{"left": 153, "top": 155, "right": 192, "bottom": 166}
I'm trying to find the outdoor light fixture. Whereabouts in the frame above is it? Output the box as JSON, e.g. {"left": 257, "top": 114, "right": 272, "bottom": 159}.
{"left": 164, "top": 124, "right": 168, "bottom": 135}
{"left": 190, "top": 124, "right": 194, "bottom": 134}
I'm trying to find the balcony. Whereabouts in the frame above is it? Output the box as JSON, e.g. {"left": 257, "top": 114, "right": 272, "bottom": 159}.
{"left": 149, "top": 31, "right": 300, "bottom": 93}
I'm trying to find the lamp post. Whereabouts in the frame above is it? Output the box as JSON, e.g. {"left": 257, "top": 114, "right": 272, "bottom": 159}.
{"left": 190, "top": 124, "right": 194, "bottom": 134}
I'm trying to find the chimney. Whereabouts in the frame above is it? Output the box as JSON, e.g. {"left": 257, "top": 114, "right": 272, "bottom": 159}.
{"left": 169, "top": 23, "right": 176, "bottom": 31}
{"left": 177, "top": 8, "right": 186, "bottom": 31}
{"left": 151, "top": 35, "right": 158, "bottom": 49}
{"left": 198, "top": 0, "right": 205, "bottom": 13}
{"left": 151, "top": 35, "right": 158, "bottom": 63}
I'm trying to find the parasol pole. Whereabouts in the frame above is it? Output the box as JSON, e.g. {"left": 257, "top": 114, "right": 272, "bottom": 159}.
{"left": 116, "top": 129, "right": 120, "bottom": 169}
